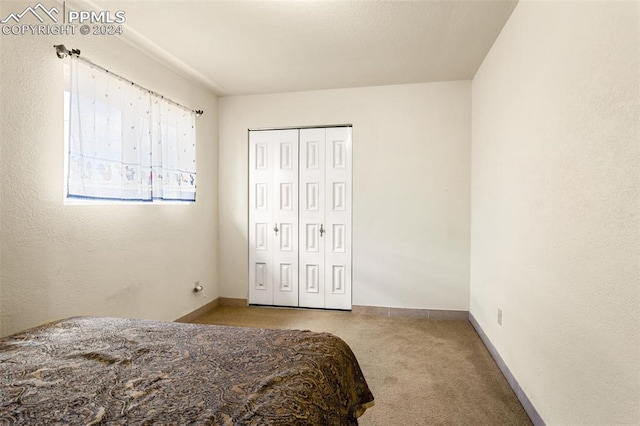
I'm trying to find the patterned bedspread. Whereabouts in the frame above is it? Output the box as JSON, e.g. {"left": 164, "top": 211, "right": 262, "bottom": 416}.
{"left": 0, "top": 317, "right": 374, "bottom": 425}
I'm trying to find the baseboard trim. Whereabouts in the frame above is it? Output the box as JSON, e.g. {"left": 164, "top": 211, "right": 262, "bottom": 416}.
{"left": 175, "top": 299, "right": 220, "bottom": 323}
{"left": 468, "top": 313, "right": 545, "bottom": 426}
{"left": 352, "top": 305, "right": 468, "bottom": 320}
{"left": 220, "top": 297, "right": 248, "bottom": 307}
{"left": 201, "top": 300, "right": 466, "bottom": 319}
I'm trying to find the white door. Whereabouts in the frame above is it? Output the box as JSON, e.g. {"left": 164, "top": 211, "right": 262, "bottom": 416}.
{"left": 249, "top": 126, "right": 352, "bottom": 310}
{"left": 323, "top": 127, "right": 352, "bottom": 310}
{"left": 299, "top": 127, "right": 352, "bottom": 310}
{"left": 248, "top": 129, "right": 299, "bottom": 306}
{"left": 272, "top": 130, "right": 299, "bottom": 306}
{"left": 298, "top": 128, "right": 326, "bottom": 308}
{"left": 248, "top": 130, "right": 273, "bottom": 305}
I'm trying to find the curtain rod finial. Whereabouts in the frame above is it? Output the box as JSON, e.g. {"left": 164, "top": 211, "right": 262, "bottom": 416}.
{"left": 54, "top": 44, "right": 81, "bottom": 59}
{"left": 195, "top": 110, "right": 204, "bottom": 117}
{"left": 54, "top": 44, "right": 67, "bottom": 58}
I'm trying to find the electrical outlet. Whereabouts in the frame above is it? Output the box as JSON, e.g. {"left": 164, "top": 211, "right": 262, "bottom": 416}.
{"left": 497, "top": 308, "right": 503, "bottom": 326}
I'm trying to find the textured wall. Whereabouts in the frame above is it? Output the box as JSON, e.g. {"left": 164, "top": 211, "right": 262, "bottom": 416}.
{"left": 0, "top": 30, "right": 3, "bottom": 334}
{"left": 219, "top": 81, "right": 471, "bottom": 310}
{"left": 0, "top": 25, "right": 219, "bottom": 336}
{"left": 470, "top": 1, "right": 639, "bottom": 424}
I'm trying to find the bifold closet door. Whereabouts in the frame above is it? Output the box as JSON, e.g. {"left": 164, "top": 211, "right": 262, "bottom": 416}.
{"left": 249, "top": 126, "right": 351, "bottom": 310}
{"left": 299, "top": 127, "right": 352, "bottom": 310}
{"left": 248, "top": 129, "right": 299, "bottom": 307}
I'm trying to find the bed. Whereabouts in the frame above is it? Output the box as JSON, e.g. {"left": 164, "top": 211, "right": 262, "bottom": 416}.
{"left": 0, "top": 317, "right": 374, "bottom": 425}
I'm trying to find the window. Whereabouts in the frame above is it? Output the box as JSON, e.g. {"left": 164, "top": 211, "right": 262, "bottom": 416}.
{"left": 64, "top": 56, "right": 196, "bottom": 202}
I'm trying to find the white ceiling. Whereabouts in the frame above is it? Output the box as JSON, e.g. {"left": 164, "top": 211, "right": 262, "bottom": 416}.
{"left": 94, "top": 0, "right": 518, "bottom": 96}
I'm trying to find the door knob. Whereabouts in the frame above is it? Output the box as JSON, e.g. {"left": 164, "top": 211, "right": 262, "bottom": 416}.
{"left": 319, "top": 223, "right": 324, "bottom": 237}
{"left": 274, "top": 223, "right": 279, "bottom": 235}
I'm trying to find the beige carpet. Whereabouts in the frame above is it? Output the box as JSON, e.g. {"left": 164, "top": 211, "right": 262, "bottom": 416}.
{"left": 191, "top": 306, "right": 532, "bottom": 426}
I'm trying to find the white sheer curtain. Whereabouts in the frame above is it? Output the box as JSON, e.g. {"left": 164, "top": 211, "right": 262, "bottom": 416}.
{"left": 67, "top": 56, "right": 196, "bottom": 202}
{"left": 150, "top": 96, "right": 197, "bottom": 201}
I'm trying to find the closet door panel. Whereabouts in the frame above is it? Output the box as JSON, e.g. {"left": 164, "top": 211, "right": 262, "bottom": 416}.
{"left": 299, "top": 128, "right": 326, "bottom": 308}
{"left": 249, "top": 131, "right": 274, "bottom": 305}
{"left": 324, "top": 127, "right": 352, "bottom": 310}
{"left": 272, "top": 130, "right": 299, "bottom": 307}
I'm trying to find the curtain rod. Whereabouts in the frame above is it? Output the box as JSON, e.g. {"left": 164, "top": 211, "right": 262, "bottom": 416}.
{"left": 54, "top": 44, "right": 204, "bottom": 117}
